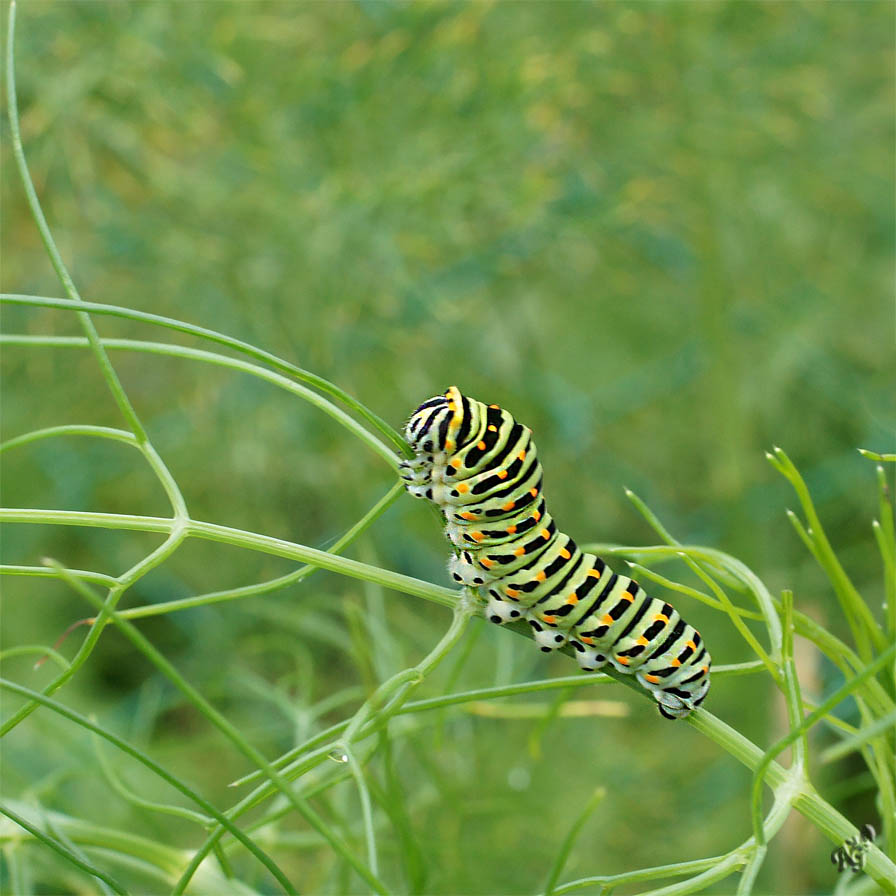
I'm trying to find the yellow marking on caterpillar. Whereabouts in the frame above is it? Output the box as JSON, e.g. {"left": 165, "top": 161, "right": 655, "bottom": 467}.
{"left": 460, "top": 511, "right": 477, "bottom": 521}
{"left": 616, "top": 655, "right": 631, "bottom": 666}
{"left": 488, "top": 424, "right": 498, "bottom": 432}
{"left": 622, "top": 592, "right": 634, "bottom": 602}
{"left": 580, "top": 636, "right": 594, "bottom": 645}
{"left": 602, "top": 614, "right": 614, "bottom": 625}
{"left": 686, "top": 640, "right": 697, "bottom": 651}
{"left": 566, "top": 592, "right": 578, "bottom": 604}
{"left": 540, "top": 528, "right": 550, "bottom": 539}
{"left": 450, "top": 457, "right": 462, "bottom": 469}
{"left": 542, "top": 614, "right": 556, "bottom": 624}
{"left": 535, "top": 570, "right": 547, "bottom": 582}
{"left": 503, "top": 500, "right": 516, "bottom": 511}
{"left": 497, "top": 469, "right": 508, "bottom": 479}
{"left": 518, "top": 450, "right": 526, "bottom": 461}
{"left": 506, "top": 524, "right": 517, "bottom": 534}
{"left": 587, "top": 569, "right": 601, "bottom": 578}
{"left": 645, "top": 674, "right": 660, "bottom": 684}
{"left": 672, "top": 658, "right": 682, "bottom": 667}
{"left": 654, "top": 613, "right": 669, "bottom": 623}
{"left": 470, "top": 532, "right": 485, "bottom": 543}
{"left": 489, "top": 404, "right": 500, "bottom": 409}
{"left": 477, "top": 440, "right": 486, "bottom": 450}
{"left": 637, "top": 636, "right": 649, "bottom": 646}
{"left": 456, "top": 482, "right": 468, "bottom": 493}
{"left": 506, "top": 587, "right": 520, "bottom": 598}
{"left": 529, "top": 488, "right": 538, "bottom": 497}
{"left": 559, "top": 548, "right": 571, "bottom": 559}
{"left": 514, "top": 546, "right": 526, "bottom": 557}
{"left": 445, "top": 439, "right": 455, "bottom": 452}
{"left": 480, "top": 558, "right": 493, "bottom": 568}
{"left": 533, "top": 510, "right": 542, "bottom": 522}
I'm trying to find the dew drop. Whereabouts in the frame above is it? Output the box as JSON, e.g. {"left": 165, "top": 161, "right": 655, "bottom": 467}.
{"left": 327, "top": 750, "right": 348, "bottom": 764}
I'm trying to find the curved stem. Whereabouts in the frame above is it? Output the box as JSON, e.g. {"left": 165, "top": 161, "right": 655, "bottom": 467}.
{"left": 0, "top": 293, "right": 409, "bottom": 458}
{"left": 5, "top": 3, "right": 146, "bottom": 442}
{"left": 0, "top": 334, "right": 398, "bottom": 468}
{"left": 0, "top": 803, "right": 127, "bottom": 895}
{"left": 0, "top": 528, "right": 189, "bottom": 737}
{"left": 0, "top": 678, "right": 294, "bottom": 890}
{"left": 0, "top": 507, "right": 459, "bottom": 608}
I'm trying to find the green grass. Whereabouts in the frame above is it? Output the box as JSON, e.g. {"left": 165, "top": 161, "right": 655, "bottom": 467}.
{"left": 1, "top": 2, "right": 894, "bottom": 894}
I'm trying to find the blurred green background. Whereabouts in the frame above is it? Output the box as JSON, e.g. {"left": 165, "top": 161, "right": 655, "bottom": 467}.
{"left": 2, "top": 2, "right": 893, "bottom": 893}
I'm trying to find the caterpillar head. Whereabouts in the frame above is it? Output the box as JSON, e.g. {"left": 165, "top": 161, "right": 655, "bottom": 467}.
{"left": 404, "top": 386, "right": 463, "bottom": 453}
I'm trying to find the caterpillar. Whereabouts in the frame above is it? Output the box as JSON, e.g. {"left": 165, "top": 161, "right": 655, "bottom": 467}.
{"left": 398, "top": 386, "right": 710, "bottom": 719}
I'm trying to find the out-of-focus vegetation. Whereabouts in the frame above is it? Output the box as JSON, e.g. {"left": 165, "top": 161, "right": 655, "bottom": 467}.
{"left": 1, "top": 2, "right": 893, "bottom": 894}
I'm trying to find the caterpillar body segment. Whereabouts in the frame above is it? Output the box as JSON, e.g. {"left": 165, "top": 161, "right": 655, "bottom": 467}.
{"left": 400, "top": 387, "right": 711, "bottom": 719}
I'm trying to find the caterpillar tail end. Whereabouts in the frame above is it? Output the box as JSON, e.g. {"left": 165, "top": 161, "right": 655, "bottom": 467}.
{"left": 655, "top": 686, "right": 706, "bottom": 720}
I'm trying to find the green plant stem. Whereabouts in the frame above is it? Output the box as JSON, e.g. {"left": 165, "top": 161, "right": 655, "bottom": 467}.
{"left": 859, "top": 450, "right": 896, "bottom": 463}
{"left": 229, "top": 685, "right": 894, "bottom": 894}
{"left": 231, "top": 661, "right": 758, "bottom": 791}
{"left": 7, "top": 531, "right": 890, "bottom": 885}
{"left": 0, "top": 529, "right": 189, "bottom": 737}
{"left": 0, "top": 424, "right": 139, "bottom": 453}
{"left": 545, "top": 776, "right": 795, "bottom": 896}
{"left": 0, "top": 798, "right": 247, "bottom": 889}
{"left": 768, "top": 447, "right": 887, "bottom": 656}
{"left": 787, "top": 607, "right": 894, "bottom": 717}
{"left": 0, "top": 484, "right": 405, "bottom": 625}
{"left": 342, "top": 745, "right": 378, "bottom": 881}
{"left": 0, "top": 645, "right": 70, "bottom": 672}
{"left": 88, "top": 729, "right": 211, "bottom": 827}
{"left": 177, "top": 600, "right": 476, "bottom": 892}
{"left": 541, "top": 787, "right": 606, "bottom": 896}
{"left": 623, "top": 561, "right": 764, "bottom": 620}
{"left": 0, "top": 566, "right": 119, "bottom": 589}
{"left": 0, "top": 334, "right": 398, "bottom": 467}
{"left": 49, "top": 564, "right": 387, "bottom": 895}
{"left": 5, "top": 2, "right": 146, "bottom": 443}
{"left": 0, "top": 802, "right": 128, "bottom": 895}
{"left": 870, "top": 461, "right": 896, "bottom": 639}
{"left": 1, "top": 686, "right": 296, "bottom": 888}
{"left": 735, "top": 845, "right": 766, "bottom": 896}
{"left": 820, "top": 709, "right": 896, "bottom": 763}
{"left": 678, "top": 553, "right": 780, "bottom": 682}
{"left": 752, "top": 591, "right": 805, "bottom": 845}
{"left": 118, "top": 481, "right": 404, "bottom": 620}
{"left": 552, "top": 855, "right": 726, "bottom": 895}
{"left": 0, "top": 293, "right": 409, "bottom": 458}
{"left": 750, "top": 641, "right": 896, "bottom": 848}
{"left": 2, "top": 24, "right": 195, "bottom": 729}
{"left": 0, "top": 507, "right": 459, "bottom": 608}
{"left": 688, "top": 711, "right": 896, "bottom": 891}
